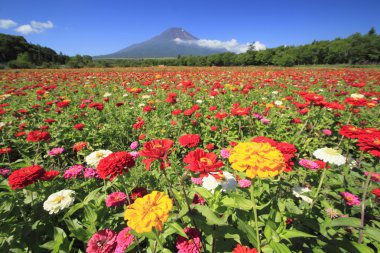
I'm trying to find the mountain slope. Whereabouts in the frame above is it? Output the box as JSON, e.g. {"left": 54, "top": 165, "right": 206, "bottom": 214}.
{"left": 96, "top": 27, "right": 226, "bottom": 59}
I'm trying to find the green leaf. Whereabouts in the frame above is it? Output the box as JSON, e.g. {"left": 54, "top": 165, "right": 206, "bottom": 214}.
{"left": 83, "top": 187, "right": 102, "bottom": 204}
{"left": 167, "top": 222, "right": 188, "bottom": 239}
{"left": 365, "top": 226, "right": 380, "bottom": 243}
{"left": 221, "top": 194, "right": 253, "bottom": 210}
{"left": 237, "top": 218, "right": 258, "bottom": 248}
{"left": 193, "top": 205, "right": 227, "bottom": 226}
{"left": 329, "top": 239, "right": 374, "bottom": 253}
{"left": 281, "top": 229, "right": 316, "bottom": 239}
{"left": 326, "top": 217, "right": 361, "bottom": 228}
{"left": 194, "top": 187, "right": 213, "bottom": 200}
{"left": 269, "top": 241, "right": 292, "bottom": 253}
{"left": 63, "top": 202, "right": 84, "bottom": 219}
{"left": 64, "top": 219, "right": 91, "bottom": 242}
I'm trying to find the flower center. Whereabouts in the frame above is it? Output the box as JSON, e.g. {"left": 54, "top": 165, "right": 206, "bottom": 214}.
{"left": 324, "top": 148, "right": 339, "bottom": 156}
{"left": 374, "top": 138, "right": 380, "bottom": 145}
{"left": 52, "top": 195, "right": 65, "bottom": 203}
{"left": 200, "top": 157, "right": 213, "bottom": 166}
{"left": 96, "top": 152, "right": 105, "bottom": 158}
{"left": 153, "top": 144, "right": 162, "bottom": 149}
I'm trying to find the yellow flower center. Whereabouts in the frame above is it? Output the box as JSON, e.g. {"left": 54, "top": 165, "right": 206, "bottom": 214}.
{"left": 96, "top": 152, "right": 105, "bottom": 158}
{"left": 200, "top": 157, "right": 213, "bottom": 166}
{"left": 52, "top": 195, "right": 65, "bottom": 203}
{"left": 324, "top": 148, "right": 339, "bottom": 156}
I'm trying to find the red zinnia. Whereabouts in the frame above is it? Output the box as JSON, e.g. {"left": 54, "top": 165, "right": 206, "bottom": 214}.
{"left": 183, "top": 149, "right": 223, "bottom": 177}
{"left": 40, "top": 170, "right": 60, "bottom": 181}
{"left": 96, "top": 151, "right": 135, "bottom": 180}
{"left": 232, "top": 244, "right": 258, "bottom": 253}
{"left": 26, "top": 130, "right": 50, "bottom": 142}
{"left": 74, "top": 123, "right": 85, "bottom": 130}
{"left": 357, "top": 133, "right": 380, "bottom": 157}
{"left": 139, "top": 139, "right": 174, "bottom": 170}
{"left": 179, "top": 134, "right": 201, "bottom": 148}
{"left": 86, "top": 229, "right": 117, "bottom": 253}
{"left": 8, "top": 165, "right": 45, "bottom": 190}
{"left": 372, "top": 188, "right": 380, "bottom": 198}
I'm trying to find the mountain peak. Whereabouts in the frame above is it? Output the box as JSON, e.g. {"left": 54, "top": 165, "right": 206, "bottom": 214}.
{"left": 155, "top": 27, "right": 198, "bottom": 41}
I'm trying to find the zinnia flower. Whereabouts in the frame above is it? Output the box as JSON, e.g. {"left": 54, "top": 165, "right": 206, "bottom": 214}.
{"left": 229, "top": 142, "right": 286, "bottom": 178}
{"left": 63, "top": 164, "right": 84, "bottom": 179}
{"left": 299, "top": 159, "right": 320, "bottom": 170}
{"left": 202, "top": 171, "right": 237, "bottom": 193}
{"left": 48, "top": 147, "right": 65, "bottom": 156}
{"left": 105, "top": 192, "right": 127, "bottom": 207}
{"left": 176, "top": 227, "right": 202, "bottom": 253}
{"left": 365, "top": 171, "right": 380, "bottom": 182}
{"left": 115, "top": 227, "right": 134, "bottom": 253}
{"left": 183, "top": 149, "right": 223, "bottom": 177}
{"left": 372, "top": 188, "right": 380, "bottom": 198}
{"left": 179, "top": 134, "right": 201, "bottom": 148}
{"left": 313, "top": 147, "right": 346, "bottom": 166}
{"left": 238, "top": 179, "right": 251, "bottom": 188}
{"left": 292, "top": 187, "right": 313, "bottom": 204}
{"left": 26, "top": 130, "right": 50, "bottom": 142}
{"left": 232, "top": 244, "right": 258, "bottom": 253}
{"left": 43, "top": 189, "right": 75, "bottom": 214}
{"left": 8, "top": 165, "right": 45, "bottom": 190}
{"left": 96, "top": 151, "right": 135, "bottom": 180}
{"left": 357, "top": 133, "right": 380, "bottom": 157}
{"left": 124, "top": 191, "right": 173, "bottom": 233}
{"left": 341, "top": 192, "right": 360, "bottom": 206}
{"left": 139, "top": 139, "right": 174, "bottom": 170}
{"left": 86, "top": 229, "right": 117, "bottom": 253}
{"left": 85, "top": 150, "right": 113, "bottom": 168}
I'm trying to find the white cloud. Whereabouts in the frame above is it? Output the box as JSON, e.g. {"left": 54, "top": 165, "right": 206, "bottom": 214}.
{"left": 0, "top": 19, "right": 17, "bottom": 29}
{"left": 174, "top": 38, "right": 266, "bottom": 53}
{"left": 15, "top": 20, "right": 54, "bottom": 35}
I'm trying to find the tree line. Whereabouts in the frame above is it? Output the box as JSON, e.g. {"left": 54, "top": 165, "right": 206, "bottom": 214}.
{"left": 1, "top": 28, "right": 379, "bottom": 69}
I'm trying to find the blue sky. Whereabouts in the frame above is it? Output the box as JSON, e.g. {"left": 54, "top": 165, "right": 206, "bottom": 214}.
{"left": 1, "top": 0, "right": 379, "bottom": 56}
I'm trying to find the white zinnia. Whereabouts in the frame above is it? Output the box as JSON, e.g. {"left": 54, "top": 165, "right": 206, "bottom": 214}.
{"left": 202, "top": 171, "right": 237, "bottom": 193}
{"left": 196, "top": 100, "right": 203, "bottom": 104}
{"left": 313, "top": 147, "right": 346, "bottom": 166}
{"left": 85, "top": 150, "right": 113, "bottom": 168}
{"left": 43, "top": 189, "right": 75, "bottom": 214}
{"left": 274, "top": 100, "right": 283, "bottom": 106}
{"left": 141, "top": 95, "right": 151, "bottom": 99}
{"left": 292, "top": 187, "right": 313, "bottom": 204}
{"left": 103, "top": 92, "right": 112, "bottom": 97}
{"left": 350, "top": 93, "right": 365, "bottom": 99}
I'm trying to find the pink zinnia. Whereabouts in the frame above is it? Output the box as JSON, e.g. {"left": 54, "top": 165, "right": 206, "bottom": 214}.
{"left": 129, "top": 151, "right": 139, "bottom": 160}
{"left": 323, "top": 129, "right": 332, "bottom": 136}
{"left": 260, "top": 118, "right": 270, "bottom": 125}
{"left": 63, "top": 165, "right": 84, "bottom": 179}
{"left": 115, "top": 227, "right": 134, "bottom": 253}
{"left": 176, "top": 227, "right": 202, "bottom": 253}
{"left": 364, "top": 171, "right": 380, "bottom": 182}
{"left": 0, "top": 168, "right": 10, "bottom": 176}
{"left": 48, "top": 147, "right": 65, "bottom": 156}
{"left": 105, "top": 192, "right": 127, "bottom": 207}
{"left": 130, "top": 141, "right": 139, "bottom": 150}
{"left": 341, "top": 192, "right": 360, "bottom": 206}
{"left": 238, "top": 179, "right": 251, "bottom": 188}
{"left": 86, "top": 229, "right": 117, "bottom": 253}
{"left": 299, "top": 159, "right": 320, "bottom": 170}
{"left": 220, "top": 149, "right": 231, "bottom": 159}
{"left": 84, "top": 167, "right": 98, "bottom": 178}
{"left": 191, "top": 177, "right": 203, "bottom": 185}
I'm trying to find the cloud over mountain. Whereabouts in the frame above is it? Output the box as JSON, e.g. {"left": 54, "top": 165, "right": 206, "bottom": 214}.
{"left": 0, "top": 19, "right": 17, "bottom": 29}
{"left": 174, "top": 38, "right": 266, "bottom": 53}
{"left": 15, "top": 20, "right": 54, "bottom": 35}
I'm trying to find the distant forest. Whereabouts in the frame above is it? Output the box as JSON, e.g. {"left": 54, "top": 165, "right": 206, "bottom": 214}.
{"left": 1, "top": 28, "right": 379, "bottom": 68}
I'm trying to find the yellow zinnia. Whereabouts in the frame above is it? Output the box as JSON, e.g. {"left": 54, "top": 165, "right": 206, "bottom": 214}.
{"left": 229, "top": 142, "right": 285, "bottom": 178}
{"left": 124, "top": 191, "right": 173, "bottom": 233}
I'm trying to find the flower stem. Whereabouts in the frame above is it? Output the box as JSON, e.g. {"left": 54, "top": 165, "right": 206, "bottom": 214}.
{"left": 250, "top": 182, "right": 261, "bottom": 253}
{"left": 311, "top": 165, "right": 328, "bottom": 209}
{"left": 153, "top": 229, "right": 164, "bottom": 252}
{"left": 358, "top": 159, "right": 378, "bottom": 243}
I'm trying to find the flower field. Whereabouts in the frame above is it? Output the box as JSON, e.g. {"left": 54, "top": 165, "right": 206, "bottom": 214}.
{"left": 0, "top": 66, "right": 380, "bottom": 253}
